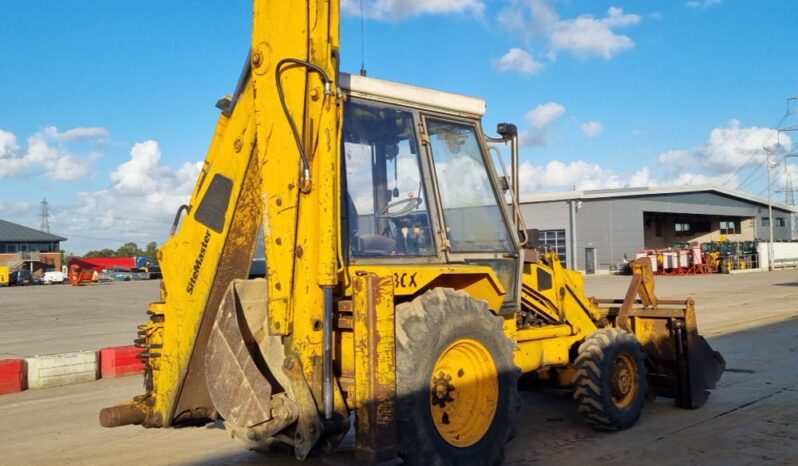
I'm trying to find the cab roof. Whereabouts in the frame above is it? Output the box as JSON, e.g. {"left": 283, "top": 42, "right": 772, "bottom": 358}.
{"left": 340, "top": 73, "right": 486, "bottom": 119}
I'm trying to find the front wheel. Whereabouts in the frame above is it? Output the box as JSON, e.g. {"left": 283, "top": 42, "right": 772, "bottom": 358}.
{"left": 395, "top": 288, "right": 520, "bottom": 466}
{"left": 573, "top": 328, "right": 647, "bottom": 430}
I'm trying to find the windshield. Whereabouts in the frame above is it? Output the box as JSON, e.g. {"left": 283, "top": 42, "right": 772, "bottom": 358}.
{"left": 426, "top": 118, "right": 514, "bottom": 253}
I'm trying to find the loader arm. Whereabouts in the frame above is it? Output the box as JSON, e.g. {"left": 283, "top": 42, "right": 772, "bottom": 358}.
{"left": 101, "top": 1, "right": 346, "bottom": 456}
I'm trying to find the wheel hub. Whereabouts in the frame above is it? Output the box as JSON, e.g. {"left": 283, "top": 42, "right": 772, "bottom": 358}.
{"left": 431, "top": 372, "right": 456, "bottom": 408}
{"left": 610, "top": 353, "right": 638, "bottom": 408}
{"left": 429, "top": 339, "right": 498, "bottom": 448}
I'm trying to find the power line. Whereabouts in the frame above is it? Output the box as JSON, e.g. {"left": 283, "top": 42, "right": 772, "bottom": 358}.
{"left": 726, "top": 111, "right": 791, "bottom": 190}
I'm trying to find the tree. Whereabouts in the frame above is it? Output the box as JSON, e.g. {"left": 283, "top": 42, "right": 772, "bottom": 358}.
{"left": 116, "top": 242, "right": 144, "bottom": 258}
{"left": 84, "top": 248, "right": 116, "bottom": 258}
{"left": 144, "top": 241, "right": 159, "bottom": 264}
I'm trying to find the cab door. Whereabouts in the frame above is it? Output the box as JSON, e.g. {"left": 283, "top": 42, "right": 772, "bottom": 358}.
{"left": 420, "top": 116, "right": 521, "bottom": 312}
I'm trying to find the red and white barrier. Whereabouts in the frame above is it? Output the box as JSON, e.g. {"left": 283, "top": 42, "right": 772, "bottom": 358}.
{"left": 26, "top": 351, "right": 99, "bottom": 389}
{"left": 0, "top": 344, "right": 147, "bottom": 396}
{"left": 100, "top": 345, "right": 144, "bottom": 378}
{"left": 0, "top": 359, "right": 26, "bottom": 395}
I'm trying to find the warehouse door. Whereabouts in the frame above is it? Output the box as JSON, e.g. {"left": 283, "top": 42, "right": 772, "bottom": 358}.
{"left": 585, "top": 247, "right": 596, "bottom": 274}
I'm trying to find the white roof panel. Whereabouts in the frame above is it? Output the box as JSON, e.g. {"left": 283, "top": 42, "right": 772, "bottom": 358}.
{"left": 340, "top": 73, "right": 486, "bottom": 118}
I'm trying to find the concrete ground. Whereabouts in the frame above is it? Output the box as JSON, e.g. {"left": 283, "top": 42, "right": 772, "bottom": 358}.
{"left": 0, "top": 280, "right": 160, "bottom": 359}
{"left": 0, "top": 271, "right": 796, "bottom": 465}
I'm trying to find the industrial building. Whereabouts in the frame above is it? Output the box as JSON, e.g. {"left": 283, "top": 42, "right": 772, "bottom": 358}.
{"left": 519, "top": 185, "right": 797, "bottom": 273}
{"left": 0, "top": 219, "right": 67, "bottom": 274}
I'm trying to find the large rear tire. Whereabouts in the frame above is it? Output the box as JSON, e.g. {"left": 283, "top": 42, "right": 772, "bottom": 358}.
{"left": 395, "top": 288, "right": 520, "bottom": 466}
{"left": 573, "top": 328, "right": 647, "bottom": 430}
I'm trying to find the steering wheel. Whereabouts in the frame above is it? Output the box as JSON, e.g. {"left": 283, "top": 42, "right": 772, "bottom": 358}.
{"left": 379, "top": 195, "right": 422, "bottom": 218}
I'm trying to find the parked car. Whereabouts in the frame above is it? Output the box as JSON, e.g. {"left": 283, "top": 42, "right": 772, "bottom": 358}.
{"left": 147, "top": 266, "right": 162, "bottom": 280}
{"left": 129, "top": 267, "right": 150, "bottom": 280}
{"left": 9, "top": 269, "right": 33, "bottom": 286}
{"left": 42, "top": 271, "right": 66, "bottom": 285}
{"left": 100, "top": 267, "right": 132, "bottom": 282}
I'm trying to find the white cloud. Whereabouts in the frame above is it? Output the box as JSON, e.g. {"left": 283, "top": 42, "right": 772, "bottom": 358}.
{"left": 512, "top": 119, "right": 792, "bottom": 196}
{"left": 58, "top": 127, "right": 110, "bottom": 142}
{"left": 60, "top": 140, "right": 202, "bottom": 251}
{"left": 516, "top": 158, "right": 746, "bottom": 195}
{"left": 656, "top": 119, "right": 792, "bottom": 174}
{"left": 687, "top": 0, "right": 722, "bottom": 9}
{"left": 517, "top": 159, "right": 622, "bottom": 193}
{"left": 0, "top": 126, "right": 105, "bottom": 181}
{"left": 581, "top": 121, "right": 603, "bottom": 138}
{"left": 520, "top": 102, "right": 565, "bottom": 147}
{"left": 0, "top": 129, "right": 19, "bottom": 157}
{"left": 342, "top": 0, "right": 484, "bottom": 20}
{"left": 110, "top": 140, "right": 163, "bottom": 195}
{"left": 527, "top": 102, "right": 565, "bottom": 130}
{"left": 493, "top": 48, "right": 544, "bottom": 75}
{"left": 498, "top": 1, "right": 642, "bottom": 60}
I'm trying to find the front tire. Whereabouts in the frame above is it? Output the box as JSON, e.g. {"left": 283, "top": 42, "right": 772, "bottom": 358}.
{"left": 395, "top": 288, "right": 520, "bottom": 466}
{"left": 573, "top": 328, "right": 647, "bottom": 430}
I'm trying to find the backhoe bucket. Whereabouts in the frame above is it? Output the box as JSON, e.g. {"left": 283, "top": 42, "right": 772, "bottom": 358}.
{"left": 204, "top": 278, "right": 298, "bottom": 436}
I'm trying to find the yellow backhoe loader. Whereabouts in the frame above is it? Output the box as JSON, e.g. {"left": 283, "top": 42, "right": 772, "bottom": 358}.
{"left": 101, "top": 2, "right": 725, "bottom": 464}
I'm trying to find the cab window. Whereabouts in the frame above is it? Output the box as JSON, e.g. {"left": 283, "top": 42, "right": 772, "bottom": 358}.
{"left": 426, "top": 118, "right": 513, "bottom": 253}
{"left": 343, "top": 100, "right": 434, "bottom": 257}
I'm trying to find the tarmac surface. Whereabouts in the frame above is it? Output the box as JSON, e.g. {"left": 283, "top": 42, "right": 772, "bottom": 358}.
{"left": 0, "top": 271, "right": 796, "bottom": 465}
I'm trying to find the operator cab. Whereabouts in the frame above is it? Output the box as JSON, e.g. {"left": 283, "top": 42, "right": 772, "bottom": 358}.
{"left": 340, "top": 73, "right": 522, "bottom": 306}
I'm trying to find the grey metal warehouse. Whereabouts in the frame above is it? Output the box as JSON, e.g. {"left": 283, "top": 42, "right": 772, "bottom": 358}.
{"left": 519, "top": 185, "right": 796, "bottom": 274}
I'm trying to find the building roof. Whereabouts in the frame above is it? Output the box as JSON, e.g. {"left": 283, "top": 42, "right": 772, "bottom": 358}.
{"left": 0, "top": 219, "right": 67, "bottom": 242}
{"left": 518, "top": 184, "right": 798, "bottom": 213}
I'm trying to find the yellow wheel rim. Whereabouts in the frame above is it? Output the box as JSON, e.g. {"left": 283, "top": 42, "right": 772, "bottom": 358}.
{"left": 610, "top": 353, "right": 638, "bottom": 409}
{"left": 429, "top": 338, "right": 498, "bottom": 448}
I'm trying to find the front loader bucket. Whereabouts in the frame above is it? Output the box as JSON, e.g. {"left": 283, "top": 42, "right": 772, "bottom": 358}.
{"left": 601, "top": 297, "right": 725, "bottom": 409}
{"left": 679, "top": 331, "right": 725, "bottom": 408}
{"left": 600, "top": 258, "right": 725, "bottom": 409}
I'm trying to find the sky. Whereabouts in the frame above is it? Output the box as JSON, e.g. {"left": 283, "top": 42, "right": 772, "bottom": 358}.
{"left": 1, "top": 0, "right": 797, "bottom": 254}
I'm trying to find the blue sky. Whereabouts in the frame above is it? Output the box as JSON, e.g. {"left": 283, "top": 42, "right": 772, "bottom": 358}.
{"left": 1, "top": 0, "right": 797, "bottom": 253}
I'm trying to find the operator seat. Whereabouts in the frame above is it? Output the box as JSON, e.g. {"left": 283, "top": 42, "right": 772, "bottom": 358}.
{"left": 345, "top": 192, "right": 396, "bottom": 256}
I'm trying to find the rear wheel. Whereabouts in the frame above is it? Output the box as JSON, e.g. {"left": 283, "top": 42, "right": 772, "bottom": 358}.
{"left": 395, "top": 288, "right": 519, "bottom": 466}
{"left": 573, "top": 328, "right": 647, "bottom": 430}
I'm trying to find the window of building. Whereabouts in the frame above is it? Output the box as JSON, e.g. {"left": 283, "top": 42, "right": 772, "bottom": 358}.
{"left": 694, "top": 220, "right": 711, "bottom": 233}
{"left": 720, "top": 219, "right": 739, "bottom": 235}
{"left": 776, "top": 217, "right": 786, "bottom": 227}
{"left": 761, "top": 217, "right": 770, "bottom": 227}
{"left": 538, "top": 229, "right": 567, "bottom": 267}
{"left": 675, "top": 222, "right": 691, "bottom": 236}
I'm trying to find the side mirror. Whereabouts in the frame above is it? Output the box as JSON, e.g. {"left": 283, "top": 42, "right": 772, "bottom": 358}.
{"left": 496, "top": 123, "right": 518, "bottom": 140}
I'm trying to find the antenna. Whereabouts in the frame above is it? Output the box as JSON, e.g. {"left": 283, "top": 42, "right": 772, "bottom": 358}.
{"left": 40, "top": 198, "right": 51, "bottom": 233}
{"left": 359, "top": 0, "right": 367, "bottom": 76}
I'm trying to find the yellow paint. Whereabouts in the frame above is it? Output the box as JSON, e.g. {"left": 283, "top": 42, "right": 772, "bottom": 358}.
{"left": 0, "top": 266, "right": 8, "bottom": 286}
{"left": 352, "top": 273, "right": 398, "bottom": 458}
{"left": 348, "top": 264, "right": 506, "bottom": 312}
{"left": 252, "top": 0, "right": 341, "bottom": 391}
{"left": 430, "top": 338, "right": 498, "bottom": 448}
